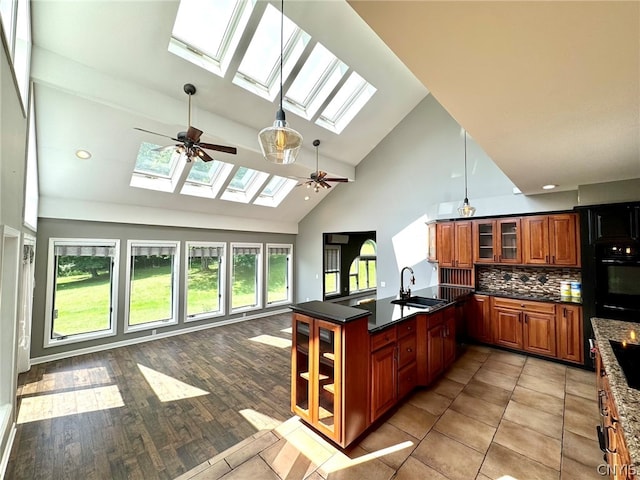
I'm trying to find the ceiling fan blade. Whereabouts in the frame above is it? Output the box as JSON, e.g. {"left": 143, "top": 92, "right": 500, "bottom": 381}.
{"left": 186, "top": 126, "right": 203, "bottom": 142}
{"left": 323, "top": 177, "right": 350, "bottom": 183}
{"left": 134, "top": 127, "right": 179, "bottom": 142}
{"left": 320, "top": 181, "right": 332, "bottom": 189}
{"left": 194, "top": 147, "right": 214, "bottom": 163}
{"left": 198, "top": 142, "right": 238, "bottom": 155}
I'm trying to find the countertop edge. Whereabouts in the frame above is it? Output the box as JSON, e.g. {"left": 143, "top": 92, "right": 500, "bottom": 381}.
{"left": 591, "top": 317, "right": 640, "bottom": 470}
{"left": 290, "top": 300, "right": 370, "bottom": 324}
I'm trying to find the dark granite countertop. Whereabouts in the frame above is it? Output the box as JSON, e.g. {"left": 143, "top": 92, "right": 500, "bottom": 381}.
{"left": 592, "top": 318, "right": 640, "bottom": 469}
{"left": 289, "top": 300, "right": 369, "bottom": 324}
{"left": 340, "top": 286, "right": 473, "bottom": 333}
{"left": 475, "top": 289, "right": 582, "bottom": 305}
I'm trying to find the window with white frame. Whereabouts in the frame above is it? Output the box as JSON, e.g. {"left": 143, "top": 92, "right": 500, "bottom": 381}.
{"left": 185, "top": 242, "right": 225, "bottom": 321}
{"left": 266, "top": 244, "right": 292, "bottom": 305}
{"left": 349, "top": 239, "right": 377, "bottom": 293}
{"left": 45, "top": 239, "right": 119, "bottom": 346}
{"left": 230, "top": 243, "right": 262, "bottom": 311}
{"left": 324, "top": 245, "right": 340, "bottom": 296}
{"left": 126, "top": 241, "right": 180, "bottom": 331}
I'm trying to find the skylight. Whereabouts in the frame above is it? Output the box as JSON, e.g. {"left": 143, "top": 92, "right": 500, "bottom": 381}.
{"left": 254, "top": 176, "right": 297, "bottom": 208}
{"left": 221, "top": 167, "right": 268, "bottom": 203}
{"left": 130, "top": 142, "right": 186, "bottom": 193}
{"left": 169, "top": 0, "right": 255, "bottom": 78}
{"left": 284, "top": 43, "right": 348, "bottom": 120}
{"left": 169, "top": 0, "right": 376, "bottom": 135}
{"left": 180, "top": 159, "right": 234, "bottom": 199}
{"left": 316, "top": 72, "right": 377, "bottom": 134}
{"left": 232, "top": 4, "right": 310, "bottom": 101}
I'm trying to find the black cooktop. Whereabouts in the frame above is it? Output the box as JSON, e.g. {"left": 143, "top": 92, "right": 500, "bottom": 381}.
{"left": 609, "top": 340, "right": 640, "bottom": 390}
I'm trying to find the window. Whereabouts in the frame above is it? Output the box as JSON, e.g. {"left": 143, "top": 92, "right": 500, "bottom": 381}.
{"left": 44, "top": 239, "right": 119, "bottom": 347}
{"left": 230, "top": 243, "right": 262, "bottom": 312}
{"left": 169, "top": 0, "right": 255, "bottom": 78}
{"left": 349, "top": 239, "right": 377, "bottom": 293}
{"left": 221, "top": 166, "right": 268, "bottom": 203}
{"left": 180, "top": 159, "right": 234, "bottom": 199}
{"left": 130, "top": 142, "right": 186, "bottom": 193}
{"left": 185, "top": 242, "right": 225, "bottom": 321}
{"left": 324, "top": 245, "right": 340, "bottom": 296}
{"left": 284, "top": 43, "right": 347, "bottom": 120}
{"left": 232, "top": 4, "right": 310, "bottom": 101}
{"left": 253, "top": 176, "right": 297, "bottom": 208}
{"left": 13, "top": 0, "right": 30, "bottom": 109}
{"left": 316, "top": 72, "right": 377, "bottom": 134}
{"left": 126, "top": 241, "right": 180, "bottom": 331}
{"left": 23, "top": 95, "right": 38, "bottom": 231}
{"left": 266, "top": 244, "right": 292, "bottom": 305}
{"left": 0, "top": 0, "right": 15, "bottom": 56}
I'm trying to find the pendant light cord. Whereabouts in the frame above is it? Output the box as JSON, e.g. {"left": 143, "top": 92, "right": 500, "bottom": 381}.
{"left": 279, "top": 0, "right": 284, "bottom": 113}
{"left": 464, "top": 130, "right": 468, "bottom": 198}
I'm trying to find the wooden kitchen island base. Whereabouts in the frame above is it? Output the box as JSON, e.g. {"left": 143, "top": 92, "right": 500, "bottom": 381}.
{"left": 290, "top": 297, "right": 460, "bottom": 448}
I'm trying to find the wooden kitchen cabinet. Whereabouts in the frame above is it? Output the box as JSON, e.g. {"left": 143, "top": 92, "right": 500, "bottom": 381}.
{"left": 437, "top": 221, "right": 472, "bottom": 268}
{"left": 397, "top": 317, "right": 417, "bottom": 399}
{"left": 466, "top": 294, "right": 492, "bottom": 343}
{"left": 473, "top": 218, "right": 521, "bottom": 264}
{"left": 596, "top": 348, "right": 635, "bottom": 479}
{"left": 370, "top": 340, "right": 397, "bottom": 422}
{"left": 556, "top": 304, "right": 583, "bottom": 364}
{"left": 291, "top": 312, "right": 369, "bottom": 447}
{"left": 522, "top": 213, "right": 580, "bottom": 266}
{"left": 491, "top": 298, "right": 556, "bottom": 357}
{"left": 427, "top": 307, "right": 456, "bottom": 383}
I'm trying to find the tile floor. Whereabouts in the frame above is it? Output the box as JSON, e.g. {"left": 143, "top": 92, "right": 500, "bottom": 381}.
{"left": 176, "top": 345, "right": 605, "bottom": 480}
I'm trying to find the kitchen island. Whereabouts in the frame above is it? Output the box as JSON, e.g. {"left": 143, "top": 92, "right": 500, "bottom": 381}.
{"left": 592, "top": 318, "right": 639, "bottom": 479}
{"left": 289, "top": 286, "right": 471, "bottom": 448}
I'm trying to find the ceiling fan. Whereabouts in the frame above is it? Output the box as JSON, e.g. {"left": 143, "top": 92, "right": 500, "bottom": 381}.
{"left": 298, "top": 139, "right": 349, "bottom": 192}
{"left": 134, "top": 83, "right": 237, "bottom": 162}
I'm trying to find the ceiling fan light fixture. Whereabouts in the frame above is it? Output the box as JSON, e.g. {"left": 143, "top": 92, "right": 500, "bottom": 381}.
{"left": 457, "top": 130, "right": 476, "bottom": 217}
{"left": 259, "top": 0, "right": 302, "bottom": 164}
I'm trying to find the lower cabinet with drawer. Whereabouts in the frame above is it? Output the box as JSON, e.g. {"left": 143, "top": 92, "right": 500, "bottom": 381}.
{"left": 491, "top": 297, "right": 557, "bottom": 357}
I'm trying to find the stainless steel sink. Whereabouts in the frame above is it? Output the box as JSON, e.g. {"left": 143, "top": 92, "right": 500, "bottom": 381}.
{"left": 391, "top": 296, "right": 448, "bottom": 308}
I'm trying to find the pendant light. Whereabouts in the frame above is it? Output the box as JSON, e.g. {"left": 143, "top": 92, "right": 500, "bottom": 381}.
{"left": 457, "top": 130, "right": 476, "bottom": 217}
{"left": 258, "top": 0, "right": 303, "bottom": 164}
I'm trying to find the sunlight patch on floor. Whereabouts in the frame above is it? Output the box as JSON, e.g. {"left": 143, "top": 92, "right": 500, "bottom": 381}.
{"left": 322, "top": 440, "right": 414, "bottom": 473}
{"left": 497, "top": 476, "right": 519, "bottom": 480}
{"left": 249, "top": 334, "right": 292, "bottom": 349}
{"left": 17, "top": 385, "right": 124, "bottom": 424}
{"left": 19, "top": 366, "right": 112, "bottom": 395}
{"left": 137, "top": 364, "right": 209, "bottom": 402}
{"left": 239, "top": 408, "right": 283, "bottom": 431}
{"left": 280, "top": 327, "right": 292, "bottom": 334}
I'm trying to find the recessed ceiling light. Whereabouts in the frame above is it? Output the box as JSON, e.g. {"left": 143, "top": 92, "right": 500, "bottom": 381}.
{"left": 304, "top": 195, "right": 310, "bottom": 201}
{"left": 76, "top": 149, "right": 92, "bottom": 159}
{"left": 542, "top": 184, "right": 557, "bottom": 190}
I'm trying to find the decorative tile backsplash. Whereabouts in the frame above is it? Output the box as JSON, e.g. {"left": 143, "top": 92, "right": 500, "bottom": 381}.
{"left": 477, "top": 265, "right": 582, "bottom": 297}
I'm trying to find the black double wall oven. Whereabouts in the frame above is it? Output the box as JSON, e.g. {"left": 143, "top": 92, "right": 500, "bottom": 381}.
{"left": 595, "top": 243, "right": 640, "bottom": 321}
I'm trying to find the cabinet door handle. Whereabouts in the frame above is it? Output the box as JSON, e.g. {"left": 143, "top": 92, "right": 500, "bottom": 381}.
{"left": 605, "top": 426, "right": 617, "bottom": 453}
{"left": 546, "top": 255, "right": 549, "bottom": 263}
{"left": 552, "top": 255, "right": 555, "bottom": 263}
{"left": 524, "top": 316, "right": 528, "bottom": 324}
{"left": 598, "top": 390, "right": 608, "bottom": 417}
{"left": 407, "top": 348, "right": 413, "bottom": 353}
{"left": 563, "top": 307, "right": 567, "bottom": 317}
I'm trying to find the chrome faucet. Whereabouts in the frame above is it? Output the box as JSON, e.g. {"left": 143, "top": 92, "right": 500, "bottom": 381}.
{"left": 400, "top": 266, "right": 415, "bottom": 299}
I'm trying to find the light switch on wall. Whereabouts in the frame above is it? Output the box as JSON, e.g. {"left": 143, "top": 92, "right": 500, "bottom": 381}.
{"left": 380, "top": 281, "right": 386, "bottom": 287}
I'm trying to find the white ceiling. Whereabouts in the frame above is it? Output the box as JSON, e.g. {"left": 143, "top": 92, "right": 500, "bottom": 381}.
{"left": 30, "top": 0, "right": 427, "bottom": 229}
{"left": 349, "top": 1, "right": 640, "bottom": 195}
{"left": 31, "top": 1, "right": 640, "bottom": 232}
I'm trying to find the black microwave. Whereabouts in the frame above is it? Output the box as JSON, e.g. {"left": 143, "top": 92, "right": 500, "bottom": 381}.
{"left": 595, "top": 244, "right": 640, "bottom": 320}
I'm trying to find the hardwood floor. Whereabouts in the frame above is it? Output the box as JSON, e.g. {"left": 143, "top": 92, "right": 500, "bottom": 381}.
{"left": 7, "top": 314, "right": 293, "bottom": 480}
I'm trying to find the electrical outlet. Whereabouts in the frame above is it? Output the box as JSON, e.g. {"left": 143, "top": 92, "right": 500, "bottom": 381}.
{"left": 380, "top": 281, "right": 386, "bottom": 287}
{"left": 151, "top": 329, "right": 157, "bottom": 336}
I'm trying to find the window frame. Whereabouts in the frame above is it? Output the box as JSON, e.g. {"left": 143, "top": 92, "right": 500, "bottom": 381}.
{"left": 124, "top": 240, "right": 180, "bottom": 333}
{"left": 44, "top": 238, "right": 120, "bottom": 348}
{"left": 184, "top": 241, "right": 226, "bottom": 323}
{"left": 230, "top": 242, "right": 263, "bottom": 314}
{"left": 266, "top": 243, "right": 293, "bottom": 306}
{"left": 323, "top": 245, "right": 341, "bottom": 297}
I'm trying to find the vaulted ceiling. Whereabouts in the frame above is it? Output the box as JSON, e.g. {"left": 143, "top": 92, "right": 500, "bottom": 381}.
{"left": 31, "top": 1, "right": 639, "bottom": 233}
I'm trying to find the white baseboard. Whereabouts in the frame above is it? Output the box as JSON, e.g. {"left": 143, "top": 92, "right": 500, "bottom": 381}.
{"left": 31, "top": 308, "right": 291, "bottom": 365}
{"left": 0, "top": 421, "right": 16, "bottom": 480}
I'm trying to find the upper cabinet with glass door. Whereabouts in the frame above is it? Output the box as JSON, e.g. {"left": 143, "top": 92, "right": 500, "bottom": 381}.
{"left": 473, "top": 218, "right": 521, "bottom": 264}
